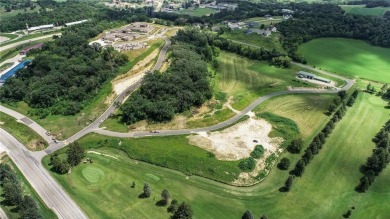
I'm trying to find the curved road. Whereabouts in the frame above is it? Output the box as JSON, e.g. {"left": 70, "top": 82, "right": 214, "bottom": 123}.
{"left": 0, "top": 34, "right": 355, "bottom": 218}
{"left": 0, "top": 33, "right": 61, "bottom": 52}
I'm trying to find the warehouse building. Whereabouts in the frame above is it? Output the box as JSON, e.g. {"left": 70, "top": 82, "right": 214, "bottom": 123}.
{"left": 297, "top": 71, "right": 331, "bottom": 83}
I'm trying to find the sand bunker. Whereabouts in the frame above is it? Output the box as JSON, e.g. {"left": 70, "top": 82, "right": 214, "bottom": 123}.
{"left": 188, "top": 117, "right": 283, "bottom": 161}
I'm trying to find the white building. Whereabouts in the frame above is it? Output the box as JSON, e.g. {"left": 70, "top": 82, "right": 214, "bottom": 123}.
{"left": 27, "top": 24, "right": 54, "bottom": 32}
{"left": 65, "top": 20, "right": 89, "bottom": 27}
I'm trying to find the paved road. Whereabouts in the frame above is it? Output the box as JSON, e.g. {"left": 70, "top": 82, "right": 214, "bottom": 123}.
{"left": 0, "top": 129, "right": 88, "bottom": 219}
{"left": 0, "top": 33, "right": 61, "bottom": 52}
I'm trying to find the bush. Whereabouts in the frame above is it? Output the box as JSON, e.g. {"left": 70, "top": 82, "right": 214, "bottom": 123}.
{"left": 287, "top": 138, "right": 303, "bottom": 154}
{"left": 277, "top": 157, "right": 290, "bottom": 170}
{"left": 238, "top": 157, "right": 256, "bottom": 172}
{"left": 250, "top": 145, "right": 265, "bottom": 159}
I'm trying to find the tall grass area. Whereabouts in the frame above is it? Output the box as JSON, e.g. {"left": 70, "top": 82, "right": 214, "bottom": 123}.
{"left": 42, "top": 93, "right": 390, "bottom": 219}
{"left": 298, "top": 38, "right": 390, "bottom": 83}
{"left": 254, "top": 94, "right": 334, "bottom": 138}
{"left": 0, "top": 156, "right": 56, "bottom": 219}
{"left": 0, "top": 112, "right": 47, "bottom": 150}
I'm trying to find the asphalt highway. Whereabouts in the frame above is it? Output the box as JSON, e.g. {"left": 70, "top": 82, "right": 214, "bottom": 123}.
{"left": 0, "top": 129, "right": 88, "bottom": 219}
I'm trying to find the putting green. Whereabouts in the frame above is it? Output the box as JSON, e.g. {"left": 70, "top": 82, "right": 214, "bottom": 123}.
{"left": 298, "top": 38, "right": 390, "bottom": 83}
{"left": 145, "top": 173, "right": 160, "bottom": 182}
{"left": 82, "top": 166, "right": 105, "bottom": 183}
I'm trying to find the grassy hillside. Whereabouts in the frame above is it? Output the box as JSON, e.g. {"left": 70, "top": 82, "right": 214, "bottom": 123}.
{"left": 298, "top": 38, "right": 390, "bottom": 83}
{"left": 42, "top": 92, "right": 389, "bottom": 219}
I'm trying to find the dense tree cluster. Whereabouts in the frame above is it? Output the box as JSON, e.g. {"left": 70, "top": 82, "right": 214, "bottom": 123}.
{"left": 250, "top": 145, "right": 265, "bottom": 159}
{"left": 120, "top": 42, "right": 212, "bottom": 124}
{"left": 356, "top": 120, "right": 390, "bottom": 192}
{"left": 283, "top": 91, "right": 359, "bottom": 191}
{"left": 0, "top": 163, "right": 42, "bottom": 218}
{"left": 238, "top": 157, "right": 256, "bottom": 172}
{"left": 0, "top": 30, "right": 128, "bottom": 117}
{"left": 49, "top": 142, "right": 84, "bottom": 174}
{"left": 171, "top": 202, "right": 193, "bottom": 219}
{"left": 277, "top": 157, "right": 291, "bottom": 170}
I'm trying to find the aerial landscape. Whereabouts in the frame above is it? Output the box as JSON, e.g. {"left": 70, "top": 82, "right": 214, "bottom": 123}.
{"left": 0, "top": 0, "right": 389, "bottom": 218}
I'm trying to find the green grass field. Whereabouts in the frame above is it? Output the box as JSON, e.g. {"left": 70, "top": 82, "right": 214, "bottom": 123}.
{"left": 222, "top": 29, "right": 285, "bottom": 52}
{"left": 215, "top": 52, "right": 316, "bottom": 110}
{"left": 254, "top": 94, "right": 334, "bottom": 138}
{"left": 176, "top": 7, "right": 217, "bottom": 17}
{"left": 341, "top": 5, "right": 390, "bottom": 16}
{"left": 43, "top": 92, "right": 390, "bottom": 219}
{"left": 0, "top": 5, "right": 41, "bottom": 19}
{"left": 0, "top": 112, "right": 47, "bottom": 150}
{"left": 0, "top": 156, "right": 56, "bottom": 219}
{"left": 0, "top": 33, "right": 18, "bottom": 40}
{"left": 298, "top": 38, "right": 390, "bottom": 83}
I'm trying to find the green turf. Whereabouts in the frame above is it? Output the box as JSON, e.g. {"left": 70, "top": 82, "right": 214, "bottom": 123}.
{"left": 82, "top": 166, "right": 105, "bottom": 183}
{"left": 0, "top": 5, "right": 41, "bottom": 19}
{"left": 341, "top": 5, "right": 390, "bottom": 16}
{"left": 221, "top": 29, "right": 285, "bottom": 52}
{"left": 42, "top": 92, "right": 390, "bottom": 219}
{"left": 176, "top": 7, "right": 217, "bottom": 17}
{"left": 298, "top": 38, "right": 390, "bottom": 83}
{"left": 0, "top": 156, "right": 56, "bottom": 219}
{"left": 0, "top": 112, "right": 47, "bottom": 150}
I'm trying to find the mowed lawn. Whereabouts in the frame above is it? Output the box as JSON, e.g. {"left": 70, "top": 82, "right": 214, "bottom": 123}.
{"left": 298, "top": 38, "right": 390, "bottom": 83}
{"left": 43, "top": 91, "right": 389, "bottom": 219}
{"left": 254, "top": 94, "right": 334, "bottom": 138}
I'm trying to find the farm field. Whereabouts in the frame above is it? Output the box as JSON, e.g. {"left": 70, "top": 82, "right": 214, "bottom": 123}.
{"left": 0, "top": 156, "right": 56, "bottom": 219}
{"left": 221, "top": 30, "right": 285, "bottom": 52}
{"left": 43, "top": 92, "right": 390, "bottom": 219}
{"left": 298, "top": 38, "right": 390, "bottom": 83}
{"left": 341, "top": 5, "right": 390, "bottom": 16}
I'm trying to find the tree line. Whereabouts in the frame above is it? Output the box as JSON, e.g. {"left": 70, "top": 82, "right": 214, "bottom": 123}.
{"left": 0, "top": 28, "right": 128, "bottom": 118}
{"left": 0, "top": 163, "right": 42, "bottom": 219}
{"left": 120, "top": 40, "right": 212, "bottom": 124}
{"left": 355, "top": 119, "right": 390, "bottom": 192}
{"left": 282, "top": 91, "right": 359, "bottom": 192}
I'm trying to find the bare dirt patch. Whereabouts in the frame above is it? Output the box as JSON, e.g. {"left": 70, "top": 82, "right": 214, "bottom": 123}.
{"left": 188, "top": 117, "right": 283, "bottom": 161}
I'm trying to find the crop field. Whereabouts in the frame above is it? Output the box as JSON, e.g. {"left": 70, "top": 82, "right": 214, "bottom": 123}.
{"left": 298, "top": 38, "right": 390, "bottom": 83}
{"left": 0, "top": 156, "right": 56, "bottom": 219}
{"left": 221, "top": 30, "right": 285, "bottom": 52}
{"left": 254, "top": 94, "right": 334, "bottom": 138}
{"left": 341, "top": 5, "right": 390, "bottom": 16}
{"left": 43, "top": 92, "right": 390, "bottom": 219}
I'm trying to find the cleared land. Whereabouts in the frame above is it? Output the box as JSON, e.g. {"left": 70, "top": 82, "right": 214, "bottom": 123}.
{"left": 0, "top": 112, "right": 47, "bottom": 150}
{"left": 43, "top": 92, "right": 390, "bottom": 218}
{"left": 222, "top": 30, "right": 285, "bottom": 52}
{"left": 341, "top": 5, "right": 390, "bottom": 16}
{"left": 0, "top": 156, "right": 56, "bottom": 219}
{"left": 298, "top": 38, "right": 390, "bottom": 83}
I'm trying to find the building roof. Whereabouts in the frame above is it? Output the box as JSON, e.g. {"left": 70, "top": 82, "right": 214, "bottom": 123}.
{"left": 27, "top": 24, "right": 54, "bottom": 31}
{"left": 297, "top": 71, "right": 331, "bottom": 82}
{"left": 65, "top": 19, "right": 89, "bottom": 26}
